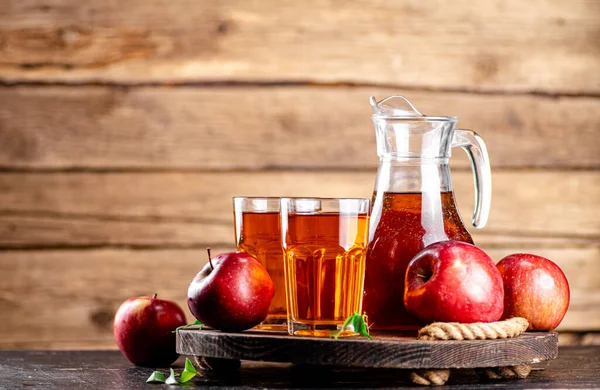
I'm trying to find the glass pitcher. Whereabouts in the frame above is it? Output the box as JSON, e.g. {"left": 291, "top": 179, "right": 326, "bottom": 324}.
{"left": 362, "top": 95, "right": 492, "bottom": 331}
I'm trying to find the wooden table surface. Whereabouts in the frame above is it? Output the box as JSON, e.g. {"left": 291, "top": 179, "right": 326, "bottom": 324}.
{"left": 0, "top": 347, "right": 599, "bottom": 389}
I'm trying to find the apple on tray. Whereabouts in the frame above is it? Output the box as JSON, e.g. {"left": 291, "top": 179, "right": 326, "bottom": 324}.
{"left": 497, "top": 253, "right": 570, "bottom": 331}
{"left": 404, "top": 240, "right": 505, "bottom": 324}
{"left": 113, "top": 294, "right": 187, "bottom": 367}
{"left": 187, "top": 248, "right": 275, "bottom": 332}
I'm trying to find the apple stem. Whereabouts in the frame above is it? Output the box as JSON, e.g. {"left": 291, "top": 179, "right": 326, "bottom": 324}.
{"left": 417, "top": 273, "right": 431, "bottom": 282}
{"left": 207, "top": 247, "right": 214, "bottom": 270}
{"left": 152, "top": 293, "right": 157, "bottom": 299}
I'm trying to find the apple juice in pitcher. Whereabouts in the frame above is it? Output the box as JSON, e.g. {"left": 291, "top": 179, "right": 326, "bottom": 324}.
{"left": 362, "top": 96, "right": 492, "bottom": 331}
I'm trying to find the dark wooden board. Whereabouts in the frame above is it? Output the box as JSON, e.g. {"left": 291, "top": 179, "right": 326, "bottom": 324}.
{"left": 0, "top": 348, "right": 598, "bottom": 389}
{"left": 176, "top": 328, "right": 558, "bottom": 369}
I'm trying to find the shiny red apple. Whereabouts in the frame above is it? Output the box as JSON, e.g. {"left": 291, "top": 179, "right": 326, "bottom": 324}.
{"left": 497, "top": 253, "right": 570, "bottom": 331}
{"left": 187, "top": 249, "right": 274, "bottom": 332}
{"left": 404, "top": 240, "right": 504, "bottom": 324}
{"left": 113, "top": 294, "right": 187, "bottom": 367}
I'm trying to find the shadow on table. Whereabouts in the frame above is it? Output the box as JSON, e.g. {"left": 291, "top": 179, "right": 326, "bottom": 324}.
{"left": 191, "top": 360, "right": 532, "bottom": 388}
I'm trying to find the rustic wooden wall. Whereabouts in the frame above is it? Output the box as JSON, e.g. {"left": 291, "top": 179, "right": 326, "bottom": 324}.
{"left": 0, "top": 0, "right": 599, "bottom": 349}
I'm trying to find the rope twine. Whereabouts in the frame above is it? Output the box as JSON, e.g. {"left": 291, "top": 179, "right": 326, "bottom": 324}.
{"left": 410, "top": 317, "right": 532, "bottom": 386}
{"left": 410, "top": 369, "right": 450, "bottom": 386}
{"left": 476, "top": 364, "right": 532, "bottom": 379}
{"left": 418, "top": 316, "right": 529, "bottom": 341}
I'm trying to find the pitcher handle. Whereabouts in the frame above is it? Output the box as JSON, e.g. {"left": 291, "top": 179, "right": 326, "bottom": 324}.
{"left": 451, "top": 129, "right": 492, "bottom": 228}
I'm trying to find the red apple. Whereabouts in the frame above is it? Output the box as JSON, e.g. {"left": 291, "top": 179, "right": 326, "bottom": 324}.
{"left": 497, "top": 253, "right": 570, "bottom": 331}
{"left": 113, "top": 294, "right": 187, "bottom": 367}
{"left": 404, "top": 240, "right": 504, "bottom": 324}
{"left": 187, "top": 249, "right": 274, "bottom": 332}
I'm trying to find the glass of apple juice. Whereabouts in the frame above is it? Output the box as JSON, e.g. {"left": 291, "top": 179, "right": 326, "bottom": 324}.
{"left": 233, "top": 197, "right": 287, "bottom": 331}
{"left": 279, "top": 197, "right": 370, "bottom": 337}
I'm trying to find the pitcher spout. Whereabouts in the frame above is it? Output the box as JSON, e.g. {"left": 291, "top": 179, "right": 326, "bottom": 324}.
{"left": 370, "top": 95, "right": 457, "bottom": 161}
{"left": 370, "top": 95, "right": 426, "bottom": 118}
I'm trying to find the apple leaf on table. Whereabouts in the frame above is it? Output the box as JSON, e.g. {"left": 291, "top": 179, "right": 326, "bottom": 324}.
{"left": 146, "top": 371, "right": 166, "bottom": 383}
{"left": 330, "top": 312, "right": 373, "bottom": 340}
{"left": 165, "top": 368, "right": 178, "bottom": 385}
{"left": 146, "top": 358, "right": 199, "bottom": 385}
{"left": 184, "top": 358, "right": 196, "bottom": 372}
{"left": 180, "top": 358, "right": 198, "bottom": 383}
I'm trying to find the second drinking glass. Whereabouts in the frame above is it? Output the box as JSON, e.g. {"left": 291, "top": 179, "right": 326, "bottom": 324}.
{"left": 233, "top": 197, "right": 287, "bottom": 330}
{"left": 280, "top": 198, "right": 370, "bottom": 337}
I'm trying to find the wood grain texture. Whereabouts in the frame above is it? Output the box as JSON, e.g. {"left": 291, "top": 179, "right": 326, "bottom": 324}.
{"left": 559, "top": 332, "right": 600, "bottom": 346}
{"left": 1, "top": 348, "right": 599, "bottom": 389}
{"left": 0, "top": 1, "right": 599, "bottom": 93}
{"left": 1, "top": 0, "right": 598, "bottom": 353}
{"left": 1, "top": 86, "right": 599, "bottom": 169}
{"left": 0, "top": 171, "right": 597, "bottom": 247}
{"left": 0, "top": 248, "right": 227, "bottom": 348}
{"left": 0, "top": 246, "right": 597, "bottom": 350}
{"left": 176, "top": 329, "right": 558, "bottom": 369}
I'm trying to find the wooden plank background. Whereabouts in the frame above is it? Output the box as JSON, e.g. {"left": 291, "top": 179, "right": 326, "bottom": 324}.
{"left": 0, "top": 0, "right": 599, "bottom": 349}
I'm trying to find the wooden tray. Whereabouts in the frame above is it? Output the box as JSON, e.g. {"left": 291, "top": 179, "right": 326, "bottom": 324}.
{"left": 176, "top": 328, "right": 558, "bottom": 369}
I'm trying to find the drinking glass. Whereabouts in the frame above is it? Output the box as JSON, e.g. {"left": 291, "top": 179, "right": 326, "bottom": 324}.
{"left": 280, "top": 197, "right": 370, "bottom": 337}
{"left": 233, "top": 197, "right": 287, "bottom": 330}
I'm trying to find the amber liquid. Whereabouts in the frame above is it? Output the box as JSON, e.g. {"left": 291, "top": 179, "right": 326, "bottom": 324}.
{"left": 363, "top": 191, "right": 473, "bottom": 331}
{"left": 284, "top": 212, "right": 369, "bottom": 337}
{"left": 235, "top": 211, "right": 287, "bottom": 329}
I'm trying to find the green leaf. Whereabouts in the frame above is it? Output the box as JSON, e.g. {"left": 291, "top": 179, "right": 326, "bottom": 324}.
{"left": 329, "top": 312, "right": 373, "bottom": 340}
{"left": 180, "top": 370, "right": 196, "bottom": 384}
{"left": 184, "top": 358, "right": 197, "bottom": 374}
{"left": 146, "top": 371, "right": 166, "bottom": 383}
{"left": 358, "top": 313, "right": 374, "bottom": 340}
{"left": 173, "top": 320, "right": 204, "bottom": 333}
{"left": 330, "top": 315, "right": 354, "bottom": 340}
{"left": 329, "top": 314, "right": 355, "bottom": 340}
{"left": 178, "top": 358, "right": 198, "bottom": 383}
{"left": 165, "top": 367, "right": 179, "bottom": 385}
